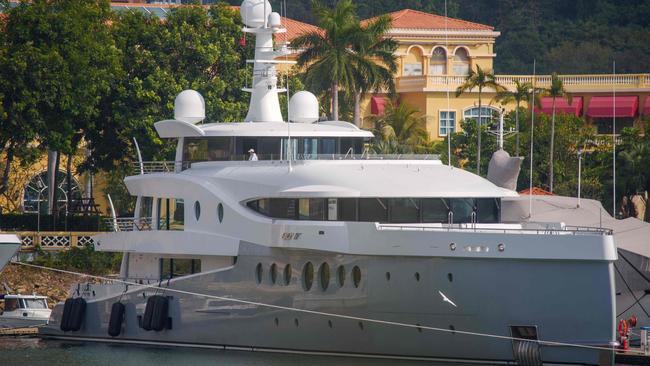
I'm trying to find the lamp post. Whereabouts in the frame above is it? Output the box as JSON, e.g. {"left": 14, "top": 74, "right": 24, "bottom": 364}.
{"left": 577, "top": 147, "right": 583, "bottom": 208}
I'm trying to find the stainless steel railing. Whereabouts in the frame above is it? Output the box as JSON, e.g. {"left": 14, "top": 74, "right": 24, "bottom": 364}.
{"left": 104, "top": 217, "right": 154, "bottom": 232}
{"left": 377, "top": 223, "right": 613, "bottom": 236}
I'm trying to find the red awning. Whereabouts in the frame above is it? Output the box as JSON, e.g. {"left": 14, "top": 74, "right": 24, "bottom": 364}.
{"left": 370, "top": 96, "right": 386, "bottom": 115}
{"left": 644, "top": 97, "right": 650, "bottom": 116}
{"left": 536, "top": 96, "right": 583, "bottom": 116}
{"left": 587, "top": 96, "right": 639, "bottom": 118}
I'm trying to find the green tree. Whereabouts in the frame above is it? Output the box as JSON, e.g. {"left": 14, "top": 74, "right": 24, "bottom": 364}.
{"left": 350, "top": 14, "right": 397, "bottom": 127}
{"left": 455, "top": 65, "right": 505, "bottom": 175}
{"left": 494, "top": 80, "right": 533, "bottom": 156}
{"left": 292, "top": 0, "right": 365, "bottom": 121}
{"left": 371, "top": 100, "right": 428, "bottom": 152}
{"left": 540, "top": 72, "right": 570, "bottom": 193}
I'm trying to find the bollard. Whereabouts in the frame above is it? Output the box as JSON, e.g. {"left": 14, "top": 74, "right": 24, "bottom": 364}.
{"left": 641, "top": 326, "right": 650, "bottom": 355}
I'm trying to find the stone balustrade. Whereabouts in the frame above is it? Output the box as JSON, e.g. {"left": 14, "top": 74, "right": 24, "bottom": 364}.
{"left": 4, "top": 231, "right": 101, "bottom": 251}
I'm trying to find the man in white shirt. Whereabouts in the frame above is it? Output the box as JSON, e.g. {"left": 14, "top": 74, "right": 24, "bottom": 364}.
{"left": 248, "top": 148, "right": 258, "bottom": 161}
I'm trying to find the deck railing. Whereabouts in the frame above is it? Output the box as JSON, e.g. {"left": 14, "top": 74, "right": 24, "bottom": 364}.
{"left": 5, "top": 231, "right": 101, "bottom": 251}
{"left": 377, "top": 223, "right": 613, "bottom": 236}
{"left": 104, "top": 217, "right": 154, "bottom": 232}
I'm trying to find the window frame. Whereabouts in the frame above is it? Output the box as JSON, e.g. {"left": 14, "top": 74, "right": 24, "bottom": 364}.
{"left": 439, "top": 110, "right": 457, "bottom": 137}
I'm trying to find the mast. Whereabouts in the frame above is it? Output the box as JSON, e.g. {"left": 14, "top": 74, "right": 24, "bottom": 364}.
{"left": 240, "top": 0, "right": 294, "bottom": 122}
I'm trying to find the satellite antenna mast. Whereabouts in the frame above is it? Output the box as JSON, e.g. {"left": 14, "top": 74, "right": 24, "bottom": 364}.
{"left": 445, "top": 0, "right": 452, "bottom": 168}
{"left": 528, "top": 59, "right": 536, "bottom": 219}
{"left": 284, "top": 0, "right": 293, "bottom": 172}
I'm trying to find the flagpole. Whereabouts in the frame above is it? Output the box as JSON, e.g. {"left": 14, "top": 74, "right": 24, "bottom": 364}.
{"left": 528, "top": 59, "right": 536, "bottom": 219}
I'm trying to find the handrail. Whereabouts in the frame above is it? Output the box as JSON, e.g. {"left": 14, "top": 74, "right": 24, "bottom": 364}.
{"left": 103, "top": 217, "right": 154, "bottom": 232}
{"left": 377, "top": 223, "right": 613, "bottom": 236}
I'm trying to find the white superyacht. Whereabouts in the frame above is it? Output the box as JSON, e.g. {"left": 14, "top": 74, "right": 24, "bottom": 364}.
{"left": 41, "top": 1, "right": 618, "bottom": 364}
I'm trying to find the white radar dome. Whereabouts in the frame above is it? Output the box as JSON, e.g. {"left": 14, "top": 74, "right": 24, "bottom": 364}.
{"left": 268, "top": 12, "right": 282, "bottom": 28}
{"left": 240, "top": 0, "right": 272, "bottom": 28}
{"left": 289, "top": 91, "right": 319, "bottom": 123}
{"left": 174, "top": 90, "right": 205, "bottom": 124}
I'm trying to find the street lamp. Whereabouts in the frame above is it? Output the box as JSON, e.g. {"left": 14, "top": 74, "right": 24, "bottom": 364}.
{"left": 577, "top": 147, "right": 583, "bottom": 208}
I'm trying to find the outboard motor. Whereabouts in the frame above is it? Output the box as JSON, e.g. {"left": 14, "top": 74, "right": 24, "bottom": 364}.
{"left": 487, "top": 149, "right": 523, "bottom": 190}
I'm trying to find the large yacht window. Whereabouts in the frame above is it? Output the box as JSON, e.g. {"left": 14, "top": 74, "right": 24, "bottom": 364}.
{"left": 183, "top": 137, "right": 232, "bottom": 162}
{"left": 157, "top": 198, "right": 184, "bottom": 230}
{"left": 160, "top": 258, "right": 201, "bottom": 280}
{"left": 139, "top": 196, "right": 153, "bottom": 219}
{"left": 246, "top": 197, "right": 501, "bottom": 224}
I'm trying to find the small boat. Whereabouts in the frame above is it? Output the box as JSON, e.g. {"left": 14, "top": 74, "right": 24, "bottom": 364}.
{"left": 0, "top": 294, "right": 51, "bottom": 329}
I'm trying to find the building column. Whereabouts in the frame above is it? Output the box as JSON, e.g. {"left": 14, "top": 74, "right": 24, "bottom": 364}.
{"left": 423, "top": 55, "right": 430, "bottom": 76}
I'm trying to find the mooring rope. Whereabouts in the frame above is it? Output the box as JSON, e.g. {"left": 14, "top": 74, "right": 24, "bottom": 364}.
{"left": 13, "top": 261, "right": 639, "bottom": 355}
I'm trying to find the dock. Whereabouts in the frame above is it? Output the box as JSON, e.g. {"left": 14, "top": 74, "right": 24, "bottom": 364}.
{"left": 0, "top": 327, "right": 38, "bottom": 336}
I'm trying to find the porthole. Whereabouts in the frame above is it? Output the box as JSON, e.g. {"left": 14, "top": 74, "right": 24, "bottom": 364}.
{"left": 270, "top": 263, "right": 278, "bottom": 284}
{"left": 274, "top": 317, "right": 279, "bottom": 326}
{"left": 385, "top": 272, "right": 391, "bottom": 281}
{"left": 194, "top": 201, "right": 201, "bottom": 221}
{"left": 283, "top": 264, "right": 292, "bottom": 285}
{"left": 217, "top": 203, "right": 224, "bottom": 223}
{"left": 328, "top": 320, "right": 333, "bottom": 328}
{"left": 414, "top": 272, "right": 421, "bottom": 282}
{"left": 447, "top": 273, "right": 453, "bottom": 282}
{"left": 294, "top": 318, "right": 299, "bottom": 327}
{"left": 358, "top": 321, "right": 364, "bottom": 330}
{"left": 302, "top": 262, "right": 314, "bottom": 291}
{"left": 337, "top": 265, "right": 345, "bottom": 287}
{"left": 319, "top": 262, "right": 330, "bottom": 291}
{"left": 255, "top": 263, "right": 263, "bottom": 284}
{"left": 352, "top": 266, "right": 361, "bottom": 288}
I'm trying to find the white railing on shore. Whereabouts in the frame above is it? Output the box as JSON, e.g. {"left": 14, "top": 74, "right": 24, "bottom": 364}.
{"left": 104, "top": 217, "right": 154, "bottom": 232}
{"left": 4, "top": 231, "right": 100, "bottom": 251}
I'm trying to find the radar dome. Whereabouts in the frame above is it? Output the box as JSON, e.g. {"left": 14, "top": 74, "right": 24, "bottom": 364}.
{"left": 174, "top": 90, "right": 205, "bottom": 124}
{"left": 240, "top": 0, "right": 272, "bottom": 28}
{"left": 289, "top": 91, "right": 319, "bottom": 123}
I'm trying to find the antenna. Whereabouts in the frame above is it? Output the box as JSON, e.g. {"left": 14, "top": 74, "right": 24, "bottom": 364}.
{"left": 528, "top": 59, "right": 536, "bottom": 219}
{"left": 445, "top": 0, "right": 452, "bottom": 168}
{"left": 612, "top": 60, "right": 616, "bottom": 217}
{"left": 283, "top": 0, "right": 292, "bottom": 172}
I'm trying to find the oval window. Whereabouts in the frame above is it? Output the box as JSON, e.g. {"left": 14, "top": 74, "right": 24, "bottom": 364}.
{"left": 270, "top": 263, "right": 278, "bottom": 284}
{"left": 194, "top": 201, "right": 201, "bottom": 221}
{"left": 319, "top": 262, "right": 330, "bottom": 291}
{"left": 217, "top": 203, "right": 224, "bottom": 223}
{"left": 337, "top": 265, "right": 345, "bottom": 287}
{"left": 302, "top": 262, "right": 314, "bottom": 291}
{"left": 255, "top": 263, "right": 263, "bottom": 284}
{"left": 352, "top": 265, "right": 361, "bottom": 288}
{"left": 283, "top": 264, "right": 292, "bottom": 285}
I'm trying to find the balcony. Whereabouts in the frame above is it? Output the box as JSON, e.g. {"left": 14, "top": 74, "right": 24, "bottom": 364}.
{"left": 396, "top": 73, "right": 650, "bottom": 93}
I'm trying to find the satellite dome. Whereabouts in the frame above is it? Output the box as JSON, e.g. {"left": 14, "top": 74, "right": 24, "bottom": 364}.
{"left": 174, "top": 90, "right": 205, "bottom": 124}
{"left": 268, "top": 12, "right": 282, "bottom": 28}
{"left": 240, "top": 0, "right": 272, "bottom": 28}
{"left": 289, "top": 91, "right": 319, "bottom": 123}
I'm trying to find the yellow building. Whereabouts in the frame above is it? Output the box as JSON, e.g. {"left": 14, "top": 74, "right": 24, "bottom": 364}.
{"left": 351, "top": 9, "right": 650, "bottom": 140}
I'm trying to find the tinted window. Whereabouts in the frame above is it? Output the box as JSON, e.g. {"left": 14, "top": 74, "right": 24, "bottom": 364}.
{"left": 340, "top": 138, "right": 363, "bottom": 155}
{"left": 338, "top": 198, "right": 357, "bottom": 221}
{"left": 183, "top": 137, "right": 232, "bottom": 162}
{"left": 421, "top": 198, "right": 449, "bottom": 223}
{"left": 451, "top": 198, "right": 474, "bottom": 223}
{"left": 320, "top": 138, "right": 337, "bottom": 154}
{"left": 389, "top": 198, "right": 419, "bottom": 223}
{"left": 359, "top": 198, "right": 388, "bottom": 222}
{"left": 299, "top": 198, "right": 326, "bottom": 220}
{"left": 269, "top": 198, "right": 297, "bottom": 219}
{"left": 477, "top": 198, "right": 500, "bottom": 223}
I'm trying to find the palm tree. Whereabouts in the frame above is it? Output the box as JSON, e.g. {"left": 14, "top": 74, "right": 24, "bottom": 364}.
{"left": 540, "top": 72, "right": 570, "bottom": 193}
{"left": 455, "top": 65, "right": 505, "bottom": 175}
{"left": 292, "top": 0, "right": 363, "bottom": 121}
{"left": 371, "top": 100, "right": 428, "bottom": 149}
{"left": 494, "top": 80, "right": 532, "bottom": 156}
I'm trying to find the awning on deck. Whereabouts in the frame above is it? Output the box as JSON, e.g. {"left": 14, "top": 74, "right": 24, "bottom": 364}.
{"left": 370, "top": 96, "right": 386, "bottom": 115}
{"left": 586, "top": 96, "right": 638, "bottom": 118}
{"left": 536, "top": 96, "right": 583, "bottom": 116}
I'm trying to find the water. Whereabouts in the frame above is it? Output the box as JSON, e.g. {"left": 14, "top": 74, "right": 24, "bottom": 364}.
{"left": 0, "top": 337, "right": 456, "bottom": 366}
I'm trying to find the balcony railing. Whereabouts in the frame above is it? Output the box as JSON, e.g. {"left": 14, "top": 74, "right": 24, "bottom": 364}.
{"left": 104, "top": 217, "right": 154, "bottom": 232}
{"left": 397, "top": 73, "right": 650, "bottom": 92}
{"left": 6, "top": 231, "right": 100, "bottom": 251}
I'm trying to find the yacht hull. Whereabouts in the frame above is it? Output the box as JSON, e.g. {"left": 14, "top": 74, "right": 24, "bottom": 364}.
{"left": 40, "top": 243, "right": 616, "bottom": 365}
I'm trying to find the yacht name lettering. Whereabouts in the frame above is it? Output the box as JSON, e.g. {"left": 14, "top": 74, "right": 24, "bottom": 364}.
{"left": 281, "top": 232, "right": 302, "bottom": 240}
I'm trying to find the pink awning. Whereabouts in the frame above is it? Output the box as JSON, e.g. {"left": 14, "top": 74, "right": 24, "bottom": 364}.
{"left": 536, "top": 96, "right": 583, "bottom": 116}
{"left": 644, "top": 97, "right": 650, "bottom": 116}
{"left": 587, "top": 96, "right": 639, "bottom": 118}
{"left": 370, "top": 96, "right": 386, "bottom": 115}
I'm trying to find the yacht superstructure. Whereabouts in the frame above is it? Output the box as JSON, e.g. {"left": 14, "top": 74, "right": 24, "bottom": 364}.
{"left": 41, "top": 1, "right": 618, "bottom": 364}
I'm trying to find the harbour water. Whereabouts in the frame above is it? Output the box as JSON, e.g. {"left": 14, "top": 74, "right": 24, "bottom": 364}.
{"left": 0, "top": 337, "right": 461, "bottom": 366}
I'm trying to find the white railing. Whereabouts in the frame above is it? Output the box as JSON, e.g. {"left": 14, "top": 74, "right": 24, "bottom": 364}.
{"left": 104, "top": 217, "right": 154, "bottom": 232}
{"left": 132, "top": 161, "right": 191, "bottom": 174}
{"left": 377, "top": 223, "right": 613, "bottom": 236}
{"left": 5, "top": 231, "right": 100, "bottom": 251}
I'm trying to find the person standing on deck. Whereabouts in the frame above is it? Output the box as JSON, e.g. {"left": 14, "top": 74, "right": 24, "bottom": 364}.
{"left": 248, "top": 149, "right": 258, "bottom": 161}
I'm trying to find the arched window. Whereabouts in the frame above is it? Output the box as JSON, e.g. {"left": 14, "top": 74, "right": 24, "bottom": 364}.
{"left": 403, "top": 46, "right": 424, "bottom": 76}
{"left": 23, "top": 170, "right": 82, "bottom": 213}
{"left": 453, "top": 48, "right": 470, "bottom": 75}
{"left": 463, "top": 106, "right": 499, "bottom": 126}
{"left": 430, "top": 47, "right": 447, "bottom": 75}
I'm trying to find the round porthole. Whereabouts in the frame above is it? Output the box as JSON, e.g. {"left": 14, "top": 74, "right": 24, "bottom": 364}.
{"left": 217, "top": 203, "right": 224, "bottom": 223}
{"left": 255, "top": 263, "right": 263, "bottom": 284}
{"left": 270, "top": 263, "right": 278, "bottom": 284}
{"left": 337, "top": 265, "right": 345, "bottom": 287}
{"left": 194, "top": 201, "right": 201, "bottom": 221}
{"left": 414, "top": 272, "right": 420, "bottom": 282}
{"left": 352, "top": 266, "right": 361, "bottom": 288}
{"left": 385, "top": 272, "right": 391, "bottom": 281}
{"left": 283, "top": 264, "right": 292, "bottom": 285}
{"left": 319, "top": 262, "right": 330, "bottom": 291}
{"left": 302, "top": 262, "right": 314, "bottom": 291}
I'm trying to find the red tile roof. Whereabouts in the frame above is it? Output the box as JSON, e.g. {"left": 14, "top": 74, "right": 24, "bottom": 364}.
{"left": 519, "top": 187, "right": 554, "bottom": 196}
{"left": 364, "top": 9, "right": 493, "bottom": 31}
